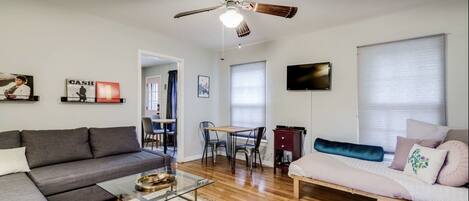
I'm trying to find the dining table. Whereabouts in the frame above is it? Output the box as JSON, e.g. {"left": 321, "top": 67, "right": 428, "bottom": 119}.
{"left": 151, "top": 118, "right": 176, "bottom": 154}
{"left": 204, "top": 126, "right": 255, "bottom": 174}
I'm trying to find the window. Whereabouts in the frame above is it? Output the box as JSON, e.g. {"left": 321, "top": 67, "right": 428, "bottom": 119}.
{"left": 358, "top": 35, "right": 446, "bottom": 152}
{"left": 148, "top": 82, "right": 158, "bottom": 111}
{"left": 145, "top": 76, "right": 160, "bottom": 114}
{"left": 231, "top": 61, "right": 266, "bottom": 138}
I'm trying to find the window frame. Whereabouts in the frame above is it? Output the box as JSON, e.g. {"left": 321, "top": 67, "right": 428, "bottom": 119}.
{"left": 229, "top": 60, "right": 267, "bottom": 139}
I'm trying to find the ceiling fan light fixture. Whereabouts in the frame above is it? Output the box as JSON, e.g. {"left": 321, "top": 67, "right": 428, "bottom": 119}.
{"left": 219, "top": 8, "right": 244, "bottom": 28}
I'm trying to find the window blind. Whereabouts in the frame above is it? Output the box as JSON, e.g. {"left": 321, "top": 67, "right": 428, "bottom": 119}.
{"left": 231, "top": 61, "right": 266, "bottom": 135}
{"left": 358, "top": 35, "right": 446, "bottom": 152}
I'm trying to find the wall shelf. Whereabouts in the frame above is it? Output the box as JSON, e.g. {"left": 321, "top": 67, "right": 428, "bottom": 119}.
{"left": 60, "top": 97, "right": 126, "bottom": 104}
{"left": 0, "top": 96, "right": 39, "bottom": 102}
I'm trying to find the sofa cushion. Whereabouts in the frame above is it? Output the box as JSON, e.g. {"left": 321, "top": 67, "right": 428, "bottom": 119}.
{"left": 403, "top": 144, "right": 448, "bottom": 184}
{"left": 89, "top": 126, "right": 141, "bottom": 158}
{"left": 390, "top": 136, "right": 441, "bottom": 171}
{"left": 28, "top": 151, "right": 166, "bottom": 196}
{"left": 407, "top": 119, "right": 449, "bottom": 142}
{"left": 445, "top": 129, "right": 468, "bottom": 144}
{"left": 0, "top": 147, "right": 31, "bottom": 176}
{"left": 0, "top": 130, "right": 20, "bottom": 149}
{"left": 22, "top": 127, "right": 93, "bottom": 168}
{"left": 314, "top": 138, "right": 384, "bottom": 162}
{"left": 47, "top": 185, "right": 115, "bottom": 201}
{"left": 0, "top": 173, "right": 47, "bottom": 201}
{"left": 436, "top": 140, "right": 469, "bottom": 186}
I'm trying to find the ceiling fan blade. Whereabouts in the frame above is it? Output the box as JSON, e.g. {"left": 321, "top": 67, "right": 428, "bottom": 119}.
{"left": 242, "top": 2, "right": 297, "bottom": 18}
{"left": 174, "top": 5, "right": 224, "bottom": 18}
{"left": 236, "top": 21, "right": 251, "bottom": 38}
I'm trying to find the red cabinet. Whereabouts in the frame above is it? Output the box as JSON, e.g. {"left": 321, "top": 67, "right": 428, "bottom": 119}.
{"left": 273, "top": 128, "right": 304, "bottom": 174}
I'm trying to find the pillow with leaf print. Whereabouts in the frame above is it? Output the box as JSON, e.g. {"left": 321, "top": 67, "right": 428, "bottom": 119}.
{"left": 403, "top": 144, "right": 448, "bottom": 184}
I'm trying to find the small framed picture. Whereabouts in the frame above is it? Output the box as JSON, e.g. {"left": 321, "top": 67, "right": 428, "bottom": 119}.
{"left": 197, "top": 75, "right": 210, "bottom": 98}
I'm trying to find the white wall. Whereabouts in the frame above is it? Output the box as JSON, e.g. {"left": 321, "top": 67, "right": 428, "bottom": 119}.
{"left": 217, "top": 0, "right": 468, "bottom": 164}
{"left": 141, "top": 63, "right": 177, "bottom": 117}
{"left": 0, "top": 0, "right": 218, "bottom": 161}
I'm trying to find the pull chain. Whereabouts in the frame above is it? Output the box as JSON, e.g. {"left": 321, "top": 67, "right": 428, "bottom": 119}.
{"left": 221, "top": 23, "right": 225, "bottom": 61}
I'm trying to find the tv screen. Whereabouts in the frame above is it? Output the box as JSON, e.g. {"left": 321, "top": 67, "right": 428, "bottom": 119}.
{"left": 287, "top": 62, "right": 331, "bottom": 90}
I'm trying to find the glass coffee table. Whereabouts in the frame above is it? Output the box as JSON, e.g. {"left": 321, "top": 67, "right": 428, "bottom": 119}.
{"left": 98, "top": 167, "right": 213, "bottom": 201}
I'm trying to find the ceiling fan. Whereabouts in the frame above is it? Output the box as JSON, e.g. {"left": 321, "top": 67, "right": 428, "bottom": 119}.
{"left": 174, "top": 0, "right": 298, "bottom": 38}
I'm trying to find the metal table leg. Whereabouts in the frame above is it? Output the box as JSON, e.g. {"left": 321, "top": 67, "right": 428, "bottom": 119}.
{"left": 231, "top": 132, "right": 236, "bottom": 174}
{"left": 163, "top": 123, "right": 168, "bottom": 154}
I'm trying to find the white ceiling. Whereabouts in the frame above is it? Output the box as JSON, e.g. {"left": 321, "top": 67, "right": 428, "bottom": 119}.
{"left": 45, "top": 0, "right": 436, "bottom": 50}
{"left": 141, "top": 54, "right": 176, "bottom": 67}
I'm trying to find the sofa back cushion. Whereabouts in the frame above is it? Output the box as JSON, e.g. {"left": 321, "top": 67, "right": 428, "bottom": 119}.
{"left": 89, "top": 126, "right": 141, "bottom": 158}
{"left": 22, "top": 128, "right": 93, "bottom": 168}
{"left": 0, "top": 130, "right": 21, "bottom": 149}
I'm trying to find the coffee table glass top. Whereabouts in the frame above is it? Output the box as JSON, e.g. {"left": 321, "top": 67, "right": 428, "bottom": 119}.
{"left": 97, "top": 167, "right": 213, "bottom": 201}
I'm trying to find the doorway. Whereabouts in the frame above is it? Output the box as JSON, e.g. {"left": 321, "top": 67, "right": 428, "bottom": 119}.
{"left": 138, "top": 50, "right": 184, "bottom": 162}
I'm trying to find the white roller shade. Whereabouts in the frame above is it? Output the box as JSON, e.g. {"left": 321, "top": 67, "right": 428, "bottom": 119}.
{"left": 231, "top": 61, "right": 266, "bottom": 130}
{"left": 358, "top": 35, "right": 446, "bottom": 152}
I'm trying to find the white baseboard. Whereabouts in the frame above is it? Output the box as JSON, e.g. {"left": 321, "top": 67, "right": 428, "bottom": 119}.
{"left": 181, "top": 154, "right": 203, "bottom": 163}
{"left": 181, "top": 152, "right": 274, "bottom": 168}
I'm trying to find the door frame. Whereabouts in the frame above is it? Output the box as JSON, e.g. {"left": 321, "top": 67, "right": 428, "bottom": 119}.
{"left": 137, "top": 50, "right": 185, "bottom": 162}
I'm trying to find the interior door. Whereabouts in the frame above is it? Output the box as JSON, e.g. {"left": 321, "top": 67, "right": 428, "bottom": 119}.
{"left": 145, "top": 76, "right": 161, "bottom": 117}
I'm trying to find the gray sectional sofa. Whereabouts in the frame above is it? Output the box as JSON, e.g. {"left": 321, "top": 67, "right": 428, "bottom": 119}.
{"left": 0, "top": 127, "right": 171, "bottom": 201}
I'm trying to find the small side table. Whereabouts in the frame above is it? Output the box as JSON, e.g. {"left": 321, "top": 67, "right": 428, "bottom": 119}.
{"left": 273, "top": 128, "right": 304, "bottom": 174}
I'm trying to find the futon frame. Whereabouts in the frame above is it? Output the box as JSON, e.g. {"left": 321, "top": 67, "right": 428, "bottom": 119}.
{"left": 291, "top": 175, "right": 405, "bottom": 201}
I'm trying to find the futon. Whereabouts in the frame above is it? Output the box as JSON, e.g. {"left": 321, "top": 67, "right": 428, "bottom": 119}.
{"left": 289, "top": 151, "right": 468, "bottom": 201}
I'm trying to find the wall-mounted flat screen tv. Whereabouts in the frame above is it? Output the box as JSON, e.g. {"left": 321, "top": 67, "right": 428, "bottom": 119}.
{"left": 287, "top": 62, "right": 331, "bottom": 90}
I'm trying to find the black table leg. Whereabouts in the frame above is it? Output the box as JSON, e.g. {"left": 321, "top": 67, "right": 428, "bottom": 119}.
{"left": 231, "top": 133, "right": 236, "bottom": 174}
{"left": 163, "top": 123, "right": 168, "bottom": 154}
{"left": 141, "top": 122, "right": 145, "bottom": 148}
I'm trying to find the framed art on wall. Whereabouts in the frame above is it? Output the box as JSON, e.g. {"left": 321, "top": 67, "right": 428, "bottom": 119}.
{"left": 96, "top": 81, "right": 121, "bottom": 103}
{"left": 198, "top": 75, "right": 210, "bottom": 98}
{"left": 66, "top": 79, "right": 96, "bottom": 102}
{"left": 0, "top": 72, "right": 34, "bottom": 101}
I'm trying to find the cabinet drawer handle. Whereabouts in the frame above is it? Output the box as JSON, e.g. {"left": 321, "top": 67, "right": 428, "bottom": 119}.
{"left": 281, "top": 145, "right": 284, "bottom": 148}
{"left": 281, "top": 137, "right": 285, "bottom": 140}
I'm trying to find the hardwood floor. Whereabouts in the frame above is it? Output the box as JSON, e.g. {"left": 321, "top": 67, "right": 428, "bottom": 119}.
{"left": 175, "top": 156, "right": 374, "bottom": 201}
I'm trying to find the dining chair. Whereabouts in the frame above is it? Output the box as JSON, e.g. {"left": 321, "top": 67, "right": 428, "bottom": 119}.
{"left": 234, "top": 127, "right": 266, "bottom": 174}
{"left": 199, "top": 121, "right": 229, "bottom": 165}
{"left": 142, "top": 117, "right": 163, "bottom": 150}
{"left": 167, "top": 121, "right": 177, "bottom": 156}
{"left": 151, "top": 115, "right": 177, "bottom": 155}
{"left": 150, "top": 114, "right": 168, "bottom": 147}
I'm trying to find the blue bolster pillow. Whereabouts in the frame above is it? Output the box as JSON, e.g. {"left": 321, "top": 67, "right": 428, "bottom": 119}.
{"left": 314, "top": 138, "right": 384, "bottom": 162}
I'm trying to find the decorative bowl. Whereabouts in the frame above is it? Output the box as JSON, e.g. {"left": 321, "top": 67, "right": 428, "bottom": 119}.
{"left": 135, "top": 173, "right": 176, "bottom": 192}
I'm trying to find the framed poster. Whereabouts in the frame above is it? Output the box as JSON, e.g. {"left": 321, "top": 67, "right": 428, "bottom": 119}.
{"left": 66, "top": 79, "right": 96, "bottom": 102}
{"left": 0, "top": 72, "right": 34, "bottom": 100}
{"left": 96, "top": 81, "right": 120, "bottom": 103}
{"left": 198, "top": 75, "right": 210, "bottom": 98}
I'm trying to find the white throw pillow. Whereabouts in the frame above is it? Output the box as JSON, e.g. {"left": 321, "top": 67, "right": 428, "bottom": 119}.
{"left": 0, "top": 147, "right": 31, "bottom": 176}
{"left": 407, "top": 119, "right": 449, "bottom": 142}
{"left": 404, "top": 144, "right": 448, "bottom": 184}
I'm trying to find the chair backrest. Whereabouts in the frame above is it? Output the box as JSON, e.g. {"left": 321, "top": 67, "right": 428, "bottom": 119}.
{"left": 151, "top": 114, "right": 162, "bottom": 130}
{"left": 199, "top": 121, "right": 216, "bottom": 142}
{"left": 142, "top": 117, "right": 154, "bottom": 135}
{"left": 254, "top": 127, "right": 266, "bottom": 149}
